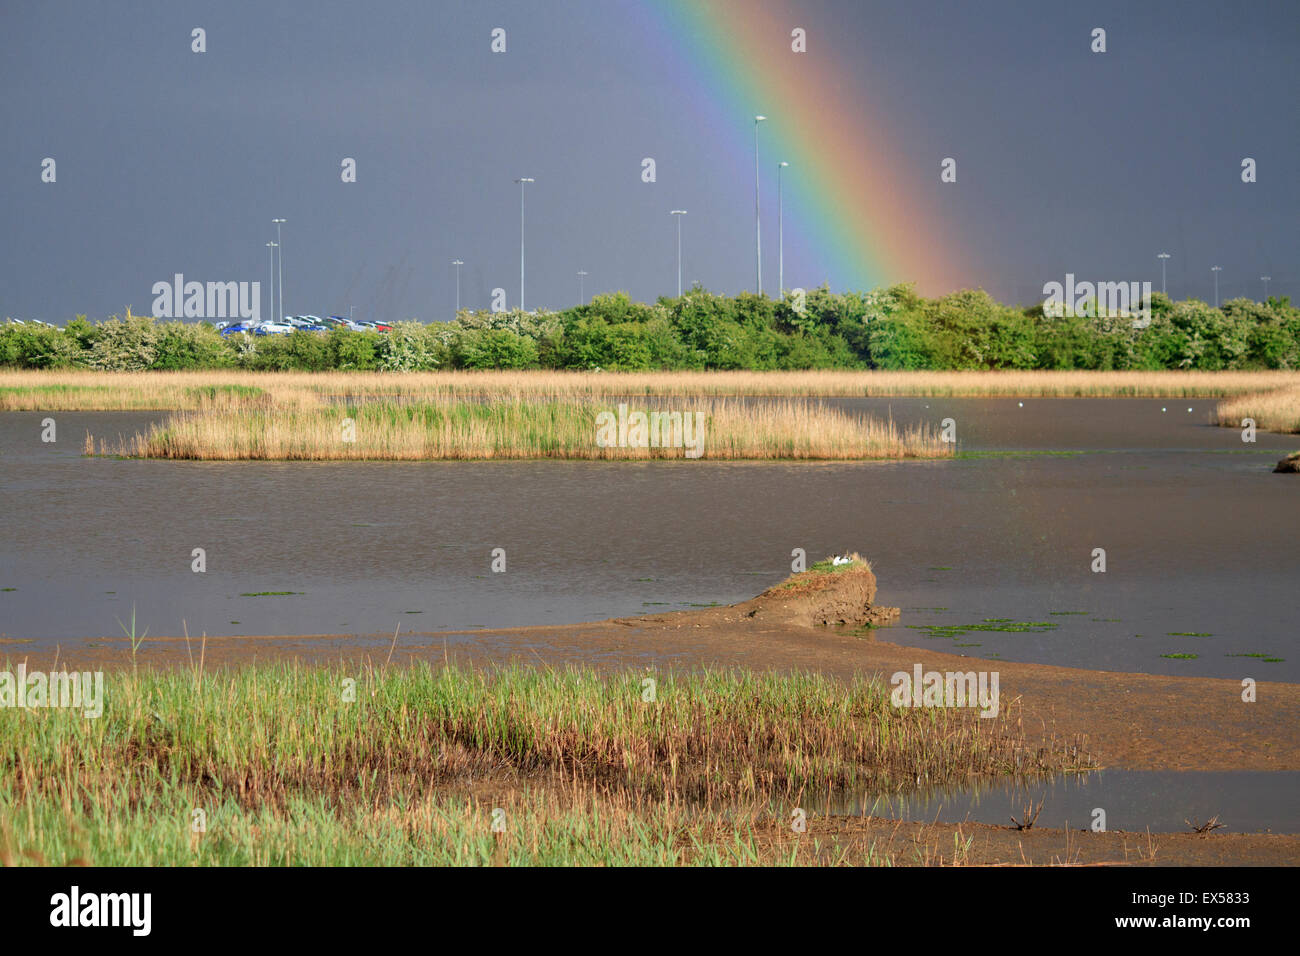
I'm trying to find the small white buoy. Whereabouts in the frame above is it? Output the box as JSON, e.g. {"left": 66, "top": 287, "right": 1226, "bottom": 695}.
{"left": 1187, "top": 407, "right": 1193, "bottom": 412}
{"left": 1018, "top": 402, "right": 1024, "bottom": 407}
{"left": 1161, "top": 407, "right": 1167, "bottom": 412}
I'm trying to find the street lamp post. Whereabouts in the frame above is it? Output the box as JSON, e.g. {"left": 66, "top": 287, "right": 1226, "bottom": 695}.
{"left": 514, "top": 178, "right": 534, "bottom": 310}
{"left": 777, "top": 161, "right": 790, "bottom": 296}
{"left": 1157, "top": 252, "right": 1171, "bottom": 297}
{"left": 577, "top": 270, "right": 588, "bottom": 304}
{"left": 1211, "top": 265, "right": 1222, "bottom": 308}
{"left": 753, "top": 115, "right": 766, "bottom": 295}
{"left": 452, "top": 260, "right": 464, "bottom": 314}
{"left": 272, "top": 218, "right": 286, "bottom": 320}
{"left": 671, "top": 210, "right": 687, "bottom": 296}
{"left": 1261, "top": 275, "right": 1271, "bottom": 301}
{"left": 265, "top": 242, "right": 277, "bottom": 324}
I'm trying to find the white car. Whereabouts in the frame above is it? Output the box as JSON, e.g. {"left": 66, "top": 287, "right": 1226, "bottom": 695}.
{"left": 254, "top": 320, "right": 295, "bottom": 335}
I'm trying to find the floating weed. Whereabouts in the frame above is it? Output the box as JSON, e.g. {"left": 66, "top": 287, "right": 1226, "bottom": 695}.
{"left": 1161, "top": 653, "right": 1198, "bottom": 660}
{"left": 847, "top": 624, "right": 882, "bottom": 638}
{"left": 908, "top": 620, "right": 1058, "bottom": 640}
{"left": 239, "top": 591, "right": 301, "bottom": 597}
{"left": 1049, "top": 611, "right": 1089, "bottom": 616}
{"left": 1227, "top": 653, "right": 1284, "bottom": 662}
{"left": 1167, "top": 631, "right": 1212, "bottom": 637}
{"left": 956, "top": 449, "right": 1088, "bottom": 460}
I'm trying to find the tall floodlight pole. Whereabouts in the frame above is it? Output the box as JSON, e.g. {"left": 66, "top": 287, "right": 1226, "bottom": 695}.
{"left": 514, "top": 178, "right": 534, "bottom": 310}
{"left": 1157, "top": 252, "right": 1171, "bottom": 297}
{"left": 777, "top": 161, "right": 790, "bottom": 296}
{"left": 753, "top": 115, "right": 766, "bottom": 295}
{"left": 452, "top": 260, "right": 464, "bottom": 314}
{"left": 670, "top": 210, "right": 687, "bottom": 296}
{"left": 272, "top": 219, "right": 286, "bottom": 320}
{"left": 577, "top": 270, "right": 588, "bottom": 304}
{"left": 265, "top": 242, "right": 277, "bottom": 324}
{"left": 1261, "top": 275, "right": 1271, "bottom": 301}
{"left": 1211, "top": 265, "right": 1222, "bottom": 308}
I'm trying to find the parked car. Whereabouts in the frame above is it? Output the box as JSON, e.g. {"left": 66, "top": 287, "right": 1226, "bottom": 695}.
{"left": 254, "top": 320, "right": 295, "bottom": 335}
{"left": 326, "top": 315, "right": 368, "bottom": 332}
{"left": 220, "top": 322, "right": 255, "bottom": 336}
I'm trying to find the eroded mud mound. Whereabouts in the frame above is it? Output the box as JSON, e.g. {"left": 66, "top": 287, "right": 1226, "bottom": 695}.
{"left": 741, "top": 558, "right": 900, "bottom": 629}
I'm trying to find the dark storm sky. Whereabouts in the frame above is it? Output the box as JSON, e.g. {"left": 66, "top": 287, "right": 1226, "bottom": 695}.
{"left": 1, "top": 0, "right": 1296, "bottom": 322}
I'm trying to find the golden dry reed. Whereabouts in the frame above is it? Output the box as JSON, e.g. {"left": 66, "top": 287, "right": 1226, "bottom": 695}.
{"left": 5, "top": 368, "right": 1300, "bottom": 411}
{"left": 96, "top": 398, "right": 949, "bottom": 460}
{"left": 1214, "top": 385, "right": 1300, "bottom": 434}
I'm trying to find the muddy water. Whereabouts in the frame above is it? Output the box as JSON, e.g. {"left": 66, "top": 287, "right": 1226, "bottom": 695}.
{"left": 1, "top": 398, "right": 1296, "bottom": 682}
{"left": 809, "top": 770, "right": 1300, "bottom": 835}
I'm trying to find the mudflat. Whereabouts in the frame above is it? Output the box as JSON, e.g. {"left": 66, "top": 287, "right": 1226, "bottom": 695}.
{"left": 14, "top": 566, "right": 1294, "bottom": 865}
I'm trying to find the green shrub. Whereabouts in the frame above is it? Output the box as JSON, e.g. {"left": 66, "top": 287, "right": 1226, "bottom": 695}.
{"left": 84, "top": 316, "right": 161, "bottom": 370}
{"left": 453, "top": 329, "right": 539, "bottom": 369}
{"left": 377, "top": 322, "right": 439, "bottom": 371}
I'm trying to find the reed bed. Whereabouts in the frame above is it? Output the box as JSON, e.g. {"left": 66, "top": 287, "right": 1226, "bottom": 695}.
{"left": 1214, "top": 385, "right": 1300, "bottom": 434}
{"left": 94, "top": 398, "right": 949, "bottom": 460}
{"left": 4, "top": 368, "right": 1298, "bottom": 411}
{"left": 0, "top": 663, "right": 1089, "bottom": 865}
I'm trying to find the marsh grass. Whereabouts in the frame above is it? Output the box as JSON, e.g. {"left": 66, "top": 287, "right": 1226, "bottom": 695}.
{"left": 3, "top": 368, "right": 1298, "bottom": 411}
{"left": 96, "top": 398, "right": 948, "bottom": 460}
{"left": 1214, "top": 385, "right": 1300, "bottom": 433}
{"left": 0, "top": 662, "right": 1092, "bottom": 865}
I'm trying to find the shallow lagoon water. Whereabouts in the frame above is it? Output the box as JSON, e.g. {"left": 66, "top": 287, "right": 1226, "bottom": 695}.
{"left": 1, "top": 398, "right": 1296, "bottom": 681}
{"left": 812, "top": 769, "right": 1300, "bottom": 834}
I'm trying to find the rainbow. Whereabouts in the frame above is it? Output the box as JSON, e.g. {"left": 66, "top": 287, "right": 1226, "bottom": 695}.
{"left": 645, "top": 0, "right": 964, "bottom": 295}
